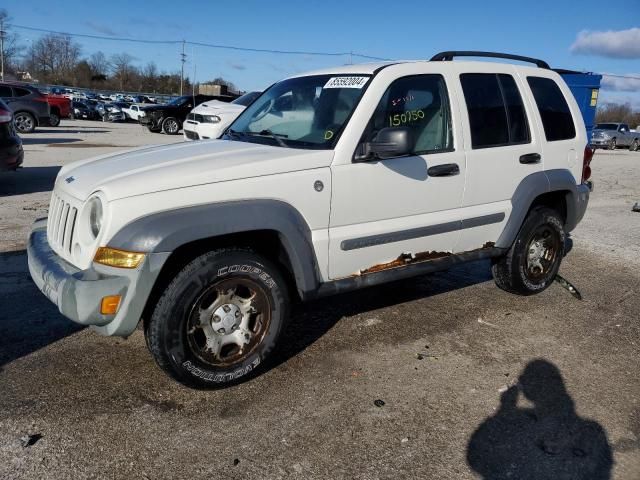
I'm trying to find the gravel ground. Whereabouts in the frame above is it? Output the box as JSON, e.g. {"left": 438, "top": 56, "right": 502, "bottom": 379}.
{"left": 0, "top": 121, "right": 638, "bottom": 479}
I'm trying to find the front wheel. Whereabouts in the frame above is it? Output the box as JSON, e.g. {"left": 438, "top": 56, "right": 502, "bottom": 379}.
{"left": 162, "top": 117, "right": 181, "bottom": 135}
{"left": 630, "top": 139, "right": 639, "bottom": 152}
{"left": 145, "top": 248, "right": 289, "bottom": 388}
{"left": 608, "top": 138, "right": 617, "bottom": 150}
{"left": 492, "top": 207, "right": 565, "bottom": 295}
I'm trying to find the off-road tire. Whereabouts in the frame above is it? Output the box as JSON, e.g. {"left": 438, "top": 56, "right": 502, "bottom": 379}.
{"left": 492, "top": 207, "right": 565, "bottom": 295}
{"left": 145, "top": 248, "right": 289, "bottom": 388}
{"left": 162, "top": 117, "right": 181, "bottom": 135}
{"left": 631, "top": 139, "right": 639, "bottom": 152}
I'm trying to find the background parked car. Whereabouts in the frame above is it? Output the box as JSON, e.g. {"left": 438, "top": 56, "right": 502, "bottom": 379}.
{"left": 0, "top": 83, "right": 51, "bottom": 133}
{"left": 121, "top": 104, "right": 147, "bottom": 122}
{"left": 96, "top": 102, "right": 126, "bottom": 122}
{"left": 183, "top": 91, "right": 261, "bottom": 140}
{"left": 72, "top": 100, "right": 99, "bottom": 120}
{"left": 591, "top": 122, "right": 640, "bottom": 151}
{"left": 0, "top": 99, "right": 24, "bottom": 171}
{"left": 140, "top": 94, "right": 237, "bottom": 134}
{"left": 44, "top": 94, "right": 72, "bottom": 127}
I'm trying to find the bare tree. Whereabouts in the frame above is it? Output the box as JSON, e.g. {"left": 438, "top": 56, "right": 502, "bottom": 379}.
{"left": 110, "top": 52, "right": 136, "bottom": 90}
{"left": 88, "top": 51, "right": 111, "bottom": 77}
{"left": 0, "top": 9, "right": 24, "bottom": 78}
{"left": 28, "top": 33, "right": 81, "bottom": 83}
{"left": 596, "top": 102, "right": 640, "bottom": 127}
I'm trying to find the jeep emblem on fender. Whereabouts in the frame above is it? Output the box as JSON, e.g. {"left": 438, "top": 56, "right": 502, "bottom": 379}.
{"left": 65, "top": 176, "right": 75, "bottom": 184}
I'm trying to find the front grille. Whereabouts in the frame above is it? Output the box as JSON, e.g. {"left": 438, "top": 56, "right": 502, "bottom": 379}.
{"left": 185, "top": 129, "right": 200, "bottom": 140}
{"left": 187, "top": 113, "right": 204, "bottom": 123}
{"left": 47, "top": 192, "right": 78, "bottom": 255}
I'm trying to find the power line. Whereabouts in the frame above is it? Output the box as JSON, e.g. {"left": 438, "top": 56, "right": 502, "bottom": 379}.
{"left": 8, "top": 23, "right": 391, "bottom": 61}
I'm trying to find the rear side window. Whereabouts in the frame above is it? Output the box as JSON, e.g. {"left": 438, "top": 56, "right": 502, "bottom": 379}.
{"left": 13, "top": 88, "right": 31, "bottom": 97}
{"left": 527, "top": 77, "right": 576, "bottom": 141}
{"left": 0, "top": 86, "right": 12, "bottom": 97}
{"left": 460, "top": 73, "right": 530, "bottom": 149}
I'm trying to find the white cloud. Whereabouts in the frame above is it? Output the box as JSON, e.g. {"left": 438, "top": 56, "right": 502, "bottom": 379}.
{"left": 600, "top": 73, "right": 640, "bottom": 92}
{"left": 570, "top": 28, "right": 640, "bottom": 59}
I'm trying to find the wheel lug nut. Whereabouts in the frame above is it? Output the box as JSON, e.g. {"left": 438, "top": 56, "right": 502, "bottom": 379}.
{"left": 235, "top": 311, "right": 241, "bottom": 318}
{"left": 217, "top": 328, "right": 226, "bottom": 334}
{"left": 212, "top": 315, "right": 220, "bottom": 323}
{"left": 223, "top": 305, "right": 231, "bottom": 313}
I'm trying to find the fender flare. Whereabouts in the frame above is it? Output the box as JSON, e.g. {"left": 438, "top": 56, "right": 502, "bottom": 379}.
{"left": 107, "top": 199, "right": 321, "bottom": 296}
{"left": 496, "top": 169, "right": 585, "bottom": 248}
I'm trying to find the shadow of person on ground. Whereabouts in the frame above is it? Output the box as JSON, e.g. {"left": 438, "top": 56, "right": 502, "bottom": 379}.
{"left": 467, "top": 359, "right": 613, "bottom": 479}
{"left": 0, "top": 166, "right": 60, "bottom": 196}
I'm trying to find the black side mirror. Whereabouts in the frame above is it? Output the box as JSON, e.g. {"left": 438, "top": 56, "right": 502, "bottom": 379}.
{"left": 357, "top": 127, "right": 415, "bottom": 161}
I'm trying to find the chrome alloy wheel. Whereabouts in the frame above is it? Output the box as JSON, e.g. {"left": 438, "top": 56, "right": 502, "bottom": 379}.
{"left": 186, "top": 278, "right": 271, "bottom": 367}
{"left": 14, "top": 113, "right": 34, "bottom": 133}
{"left": 525, "top": 225, "right": 561, "bottom": 281}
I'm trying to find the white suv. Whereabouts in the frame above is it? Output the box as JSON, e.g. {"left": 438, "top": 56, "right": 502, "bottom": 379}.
{"left": 28, "top": 52, "right": 593, "bottom": 388}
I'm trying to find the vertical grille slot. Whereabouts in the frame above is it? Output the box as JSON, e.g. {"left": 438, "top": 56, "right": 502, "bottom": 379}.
{"left": 46, "top": 192, "right": 79, "bottom": 258}
{"left": 64, "top": 208, "right": 78, "bottom": 253}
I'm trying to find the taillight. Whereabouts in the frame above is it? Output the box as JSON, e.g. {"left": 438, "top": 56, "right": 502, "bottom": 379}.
{"left": 582, "top": 146, "right": 594, "bottom": 183}
{"left": 0, "top": 108, "right": 12, "bottom": 123}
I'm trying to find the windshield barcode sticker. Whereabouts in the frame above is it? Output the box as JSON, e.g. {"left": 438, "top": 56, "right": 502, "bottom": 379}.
{"left": 324, "top": 76, "right": 369, "bottom": 89}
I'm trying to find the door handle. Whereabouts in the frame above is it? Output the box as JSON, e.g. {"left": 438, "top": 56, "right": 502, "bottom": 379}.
{"left": 519, "top": 153, "right": 541, "bottom": 164}
{"left": 428, "top": 163, "right": 460, "bottom": 177}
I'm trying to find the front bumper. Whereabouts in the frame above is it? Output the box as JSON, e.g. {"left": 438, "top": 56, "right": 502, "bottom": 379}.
{"left": 27, "top": 220, "right": 169, "bottom": 337}
{"left": 139, "top": 114, "right": 161, "bottom": 130}
{"left": 0, "top": 140, "right": 24, "bottom": 171}
{"left": 590, "top": 138, "right": 610, "bottom": 147}
{"left": 183, "top": 121, "right": 224, "bottom": 141}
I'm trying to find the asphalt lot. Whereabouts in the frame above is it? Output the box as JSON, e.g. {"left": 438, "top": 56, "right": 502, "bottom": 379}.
{"left": 0, "top": 120, "right": 639, "bottom": 479}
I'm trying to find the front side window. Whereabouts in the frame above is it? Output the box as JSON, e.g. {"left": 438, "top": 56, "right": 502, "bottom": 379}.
{"left": 360, "top": 74, "right": 453, "bottom": 155}
{"left": 227, "top": 74, "right": 370, "bottom": 149}
{"left": 527, "top": 77, "right": 576, "bottom": 141}
{"left": 460, "top": 73, "right": 530, "bottom": 149}
{"left": 14, "top": 88, "right": 31, "bottom": 97}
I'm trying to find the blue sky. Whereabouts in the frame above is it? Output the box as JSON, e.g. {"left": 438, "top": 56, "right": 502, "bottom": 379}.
{"left": 4, "top": 0, "right": 640, "bottom": 105}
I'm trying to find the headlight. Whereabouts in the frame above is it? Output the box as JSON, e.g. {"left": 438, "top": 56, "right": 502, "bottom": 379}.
{"left": 601, "top": 133, "right": 611, "bottom": 139}
{"left": 87, "top": 196, "right": 103, "bottom": 238}
{"left": 202, "top": 115, "right": 221, "bottom": 123}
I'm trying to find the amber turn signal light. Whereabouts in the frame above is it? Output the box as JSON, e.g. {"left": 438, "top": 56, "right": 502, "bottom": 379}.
{"left": 94, "top": 247, "right": 145, "bottom": 269}
{"left": 100, "top": 295, "right": 122, "bottom": 315}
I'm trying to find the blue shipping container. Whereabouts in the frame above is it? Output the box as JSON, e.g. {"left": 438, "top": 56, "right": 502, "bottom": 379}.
{"left": 558, "top": 71, "right": 602, "bottom": 139}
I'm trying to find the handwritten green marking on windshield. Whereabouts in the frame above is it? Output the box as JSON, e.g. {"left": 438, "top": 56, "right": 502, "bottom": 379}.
{"left": 388, "top": 109, "right": 424, "bottom": 127}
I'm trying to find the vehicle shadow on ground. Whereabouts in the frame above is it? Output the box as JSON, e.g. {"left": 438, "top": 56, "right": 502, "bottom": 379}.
{"left": 0, "top": 166, "right": 60, "bottom": 196}
{"left": 21, "top": 138, "right": 82, "bottom": 145}
{"left": 267, "top": 259, "right": 493, "bottom": 372}
{"left": 0, "top": 250, "right": 83, "bottom": 372}
{"left": 467, "top": 359, "right": 613, "bottom": 479}
{"left": 35, "top": 128, "right": 109, "bottom": 134}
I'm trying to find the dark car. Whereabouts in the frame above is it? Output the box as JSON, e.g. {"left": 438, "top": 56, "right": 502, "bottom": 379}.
{"left": 72, "top": 100, "right": 100, "bottom": 120}
{"left": 139, "top": 94, "right": 237, "bottom": 134}
{"left": 0, "top": 99, "right": 24, "bottom": 171}
{"left": 0, "top": 83, "right": 51, "bottom": 133}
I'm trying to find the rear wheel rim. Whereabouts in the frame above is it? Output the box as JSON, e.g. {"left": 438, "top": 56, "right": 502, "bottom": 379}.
{"left": 525, "top": 225, "right": 561, "bottom": 282}
{"left": 185, "top": 277, "right": 272, "bottom": 368}
{"left": 15, "top": 114, "right": 34, "bottom": 132}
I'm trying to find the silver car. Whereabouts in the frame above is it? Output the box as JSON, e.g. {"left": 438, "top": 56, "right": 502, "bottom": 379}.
{"left": 591, "top": 122, "right": 640, "bottom": 151}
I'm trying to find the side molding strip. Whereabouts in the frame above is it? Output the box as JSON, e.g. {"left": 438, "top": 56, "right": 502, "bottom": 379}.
{"left": 340, "top": 213, "right": 505, "bottom": 251}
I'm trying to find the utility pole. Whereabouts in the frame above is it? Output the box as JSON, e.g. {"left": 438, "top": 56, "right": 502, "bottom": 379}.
{"left": 180, "top": 40, "right": 186, "bottom": 96}
{"left": 0, "top": 17, "right": 5, "bottom": 82}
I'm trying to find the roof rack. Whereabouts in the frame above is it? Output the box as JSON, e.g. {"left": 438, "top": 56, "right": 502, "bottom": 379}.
{"left": 430, "top": 51, "right": 550, "bottom": 69}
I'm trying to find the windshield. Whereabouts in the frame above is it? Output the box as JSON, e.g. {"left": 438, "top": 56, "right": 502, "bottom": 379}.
{"left": 595, "top": 123, "right": 618, "bottom": 130}
{"left": 231, "top": 91, "right": 261, "bottom": 106}
{"left": 168, "top": 95, "right": 190, "bottom": 106}
{"left": 226, "top": 74, "right": 371, "bottom": 149}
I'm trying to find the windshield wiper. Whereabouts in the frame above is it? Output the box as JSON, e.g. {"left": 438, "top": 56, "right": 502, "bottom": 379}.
{"left": 246, "top": 129, "right": 289, "bottom": 148}
{"left": 226, "top": 128, "right": 246, "bottom": 140}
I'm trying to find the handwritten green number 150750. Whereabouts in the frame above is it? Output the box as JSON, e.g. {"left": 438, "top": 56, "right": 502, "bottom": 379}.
{"left": 388, "top": 109, "right": 424, "bottom": 127}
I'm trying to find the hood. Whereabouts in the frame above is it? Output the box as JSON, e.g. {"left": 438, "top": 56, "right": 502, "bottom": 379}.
{"left": 591, "top": 129, "right": 611, "bottom": 136}
{"left": 141, "top": 104, "right": 171, "bottom": 112}
{"left": 192, "top": 100, "right": 244, "bottom": 115}
{"left": 56, "top": 140, "right": 334, "bottom": 201}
